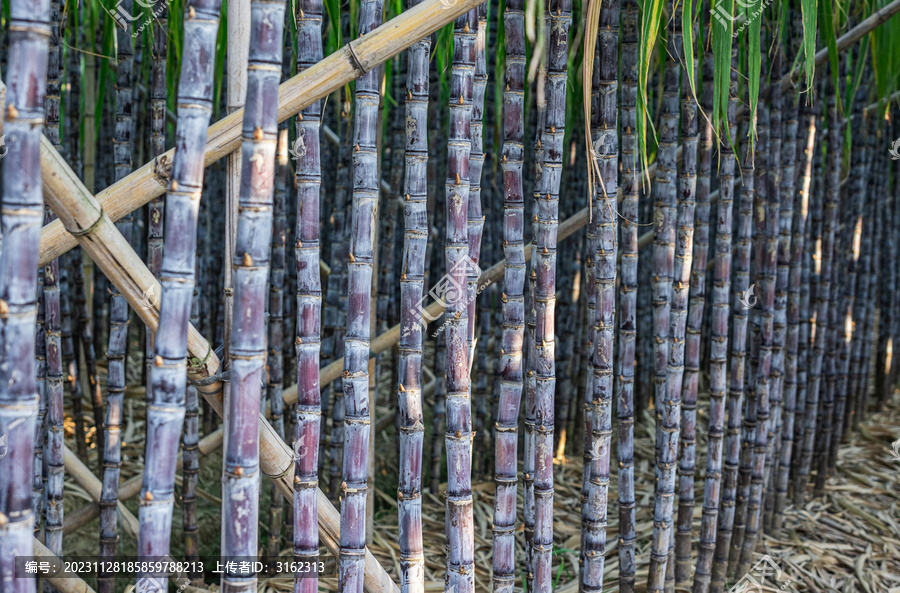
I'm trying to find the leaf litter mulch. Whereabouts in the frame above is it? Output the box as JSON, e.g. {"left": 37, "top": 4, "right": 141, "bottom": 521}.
{"left": 61, "top": 375, "right": 900, "bottom": 593}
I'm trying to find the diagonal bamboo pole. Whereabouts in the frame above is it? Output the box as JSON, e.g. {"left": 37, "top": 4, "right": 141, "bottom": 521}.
{"left": 38, "top": 0, "right": 490, "bottom": 267}
{"left": 38, "top": 136, "right": 401, "bottom": 593}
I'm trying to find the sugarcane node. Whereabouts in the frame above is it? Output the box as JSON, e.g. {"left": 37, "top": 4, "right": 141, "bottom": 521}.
{"left": 0, "top": 512, "right": 7, "bottom": 526}
{"left": 154, "top": 355, "right": 164, "bottom": 366}
{"left": 0, "top": 300, "right": 8, "bottom": 317}
{"left": 243, "top": 253, "right": 253, "bottom": 266}
{"left": 405, "top": 193, "right": 411, "bottom": 200}
{"left": 144, "top": 491, "right": 154, "bottom": 501}
{"left": 294, "top": 476, "right": 302, "bottom": 485}
{"left": 458, "top": 94, "right": 464, "bottom": 105}
{"left": 6, "top": 104, "right": 18, "bottom": 119}
{"left": 456, "top": 172, "right": 462, "bottom": 185}
{"left": 354, "top": 143, "right": 360, "bottom": 152}
{"left": 398, "top": 490, "right": 404, "bottom": 499}
{"left": 253, "top": 126, "right": 264, "bottom": 140}
{"left": 296, "top": 337, "right": 302, "bottom": 345}
{"left": 171, "top": 179, "right": 179, "bottom": 191}
{"left": 187, "top": 5, "right": 195, "bottom": 17}
{"left": 349, "top": 253, "right": 356, "bottom": 263}
{"left": 399, "top": 383, "right": 405, "bottom": 392}
{"left": 341, "top": 481, "right": 348, "bottom": 491}
{"left": 455, "top": 430, "right": 461, "bottom": 438}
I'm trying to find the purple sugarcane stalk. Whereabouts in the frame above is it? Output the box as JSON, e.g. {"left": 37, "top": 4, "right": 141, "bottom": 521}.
{"left": 141, "top": 0, "right": 221, "bottom": 587}
{"left": 730, "top": 100, "right": 767, "bottom": 574}
{"left": 617, "top": 0, "right": 639, "bottom": 588}
{"left": 443, "top": 12, "right": 476, "bottom": 593}
{"left": 397, "top": 3, "right": 429, "bottom": 590}
{"left": 582, "top": 0, "right": 614, "bottom": 591}
{"left": 466, "top": 3, "right": 486, "bottom": 370}
{"left": 266, "top": 126, "right": 288, "bottom": 561}
{"left": 737, "top": 101, "right": 777, "bottom": 577}
{"left": 100, "top": 4, "right": 134, "bottom": 590}
{"left": 813, "top": 87, "right": 843, "bottom": 499}
{"left": 692, "top": 26, "right": 733, "bottom": 593}
{"left": 0, "top": 0, "right": 50, "bottom": 588}
{"left": 648, "top": 5, "right": 681, "bottom": 590}
{"left": 674, "top": 12, "right": 703, "bottom": 589}
{"left": 708, "top": 46, "right": 745, "bottom": 593}
{"left": 43, "top": 0, "right": 64, "bottom": 563}
{"left": 849, "top": 122, "right": 875, "bottom": 433}
{"left": 763, "top": 56, "right": 786, "bottom": 533}
{"left": 340, "top": 0, "right": 383, "bottom": 588}
{"left": 294, "top": 0, "right": 323, "bottom": 587}
{"left": 773, "top": 101, "right": 813, "bottom": 536}
{"left": 220, "top": 1, "right": 286, "bottom": 591}
{"left": 532, "top": 1, "right": 570, "bottom": 591}
{"left": 767, "top": 58, "right": 797, "bottom": 533}
{"left": 492, "top": 0, "right": 526, "bottom": 586}
{"left": 793, "top": 102, "right": 824, "bottom": 506}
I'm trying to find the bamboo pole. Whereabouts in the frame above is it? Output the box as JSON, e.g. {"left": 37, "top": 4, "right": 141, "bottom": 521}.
{"left": 39, "top": 135, "right": 400, "bottom": 593}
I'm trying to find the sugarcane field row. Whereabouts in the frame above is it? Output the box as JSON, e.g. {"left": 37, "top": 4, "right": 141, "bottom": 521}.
{"left": 3, "top": 0, "right": 900, "bottom": 591}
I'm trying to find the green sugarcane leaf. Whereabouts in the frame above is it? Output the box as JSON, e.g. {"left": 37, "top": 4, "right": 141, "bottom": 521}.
{"left": 683, "top": 0, "right": 698, "bottom": 102}
{"left": 800, "top": 0, "right": 816, "bottom": 91}
{"left": 747, "top": 0, "right": 761, "bottom": 141}
{"left": 711, "top": 0, "right": 734, "bottom": 145}
{"left": 637, "top": 0, "right": 666, "bottom": 183}
{"left": 820, "top": 0, "right": 843, "bottom": 115}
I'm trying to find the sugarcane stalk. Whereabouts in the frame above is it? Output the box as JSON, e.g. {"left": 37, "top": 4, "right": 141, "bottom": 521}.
{"left": 139, "top": 0, "right": 222, "bottom": 588}
{"left": 648, "top": 4, "right": 681, "bottom": 590}
{"left": 737, "top": 102, "right": 776, "bottom": 577}
{"left": 146, "top": 0, "right": 168, "bottom": 401}
{"left": 339, "top": 0, "right": 384, "bottom": 587}
{"left": 221, "top": 0, "right": 286, "bottom": 590}
{"left": 43, "top": 0, "right": 64, "bottom": 566}
{"left": 813, "top": 85, "right": 843, "bottom": 498}
{"left": 691, "top": 23, "right": 731, "bottom": 593}
{"left": 492, "top": 0, "right": 526, "bottom": 585}
{"left": 793, "top": 102, "right": 824, "bottom": 504}
{"left": 763, "top": 53, "right": 786, "bottom": 534}
{"left": 673, "top": 8, "right": 702, "bottom": 587}
{"left": 466, "top": 3, "right": 487, "bottom": 371}
{"left": 708, "top": 45, "right": 743, "bottom": 593}
{"left": 730, "top": 99, "right": 767, "bottom": 575}
{"left": 443, "top": 11, "right": 476, "bottom": 593}
{"left": 767, "top": 52, "right": 798, "bottom": 533}
{"left": 293, "top": 0, "right": 324, "bottom": 584}
{"left": 582, "top": 0, "right": 612, "bottom": 591}
{"left": 0, "top": 0, "right": 50, "bottom": 588}
{"left": 617, "top": 0, "right": 639, "bottom": 588}
{"left": 773, "top": 99, "right": 813, "bottom": 536}
{"left": 397, "top": 0, "right": 429, "bottom": 589}
{"left": 99, "top": 3, "right": 135, "bottom": 590}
